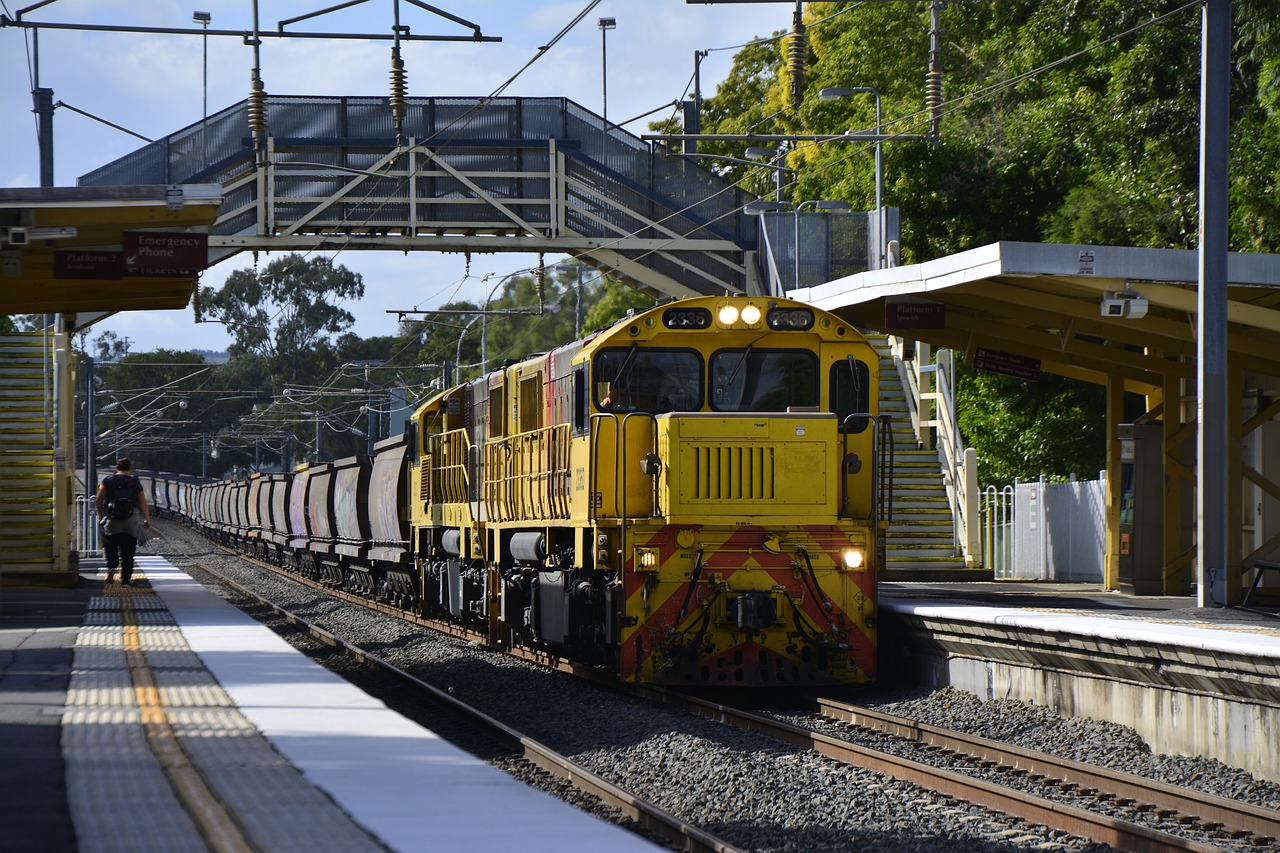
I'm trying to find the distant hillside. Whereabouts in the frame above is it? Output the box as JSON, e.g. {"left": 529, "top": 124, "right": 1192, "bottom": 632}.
{"left": 192, "top": 349, "right": 230, "bottom": 364}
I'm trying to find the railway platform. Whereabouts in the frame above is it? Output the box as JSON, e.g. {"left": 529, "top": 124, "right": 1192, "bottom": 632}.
{"left": 0, "top": 554, "right": 662, "bottom": 853}
{"left": 879, "top": 581, "right": 1280, "bottom": 785}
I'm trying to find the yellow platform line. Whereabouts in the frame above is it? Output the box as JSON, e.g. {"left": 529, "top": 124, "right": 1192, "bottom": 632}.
{"left": 122, "top": 598, "right": 258, "bottom": 853}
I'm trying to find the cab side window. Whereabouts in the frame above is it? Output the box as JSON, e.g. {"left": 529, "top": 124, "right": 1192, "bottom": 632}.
{"left": 830, "top": 358, "right": 871, "bottom": 433}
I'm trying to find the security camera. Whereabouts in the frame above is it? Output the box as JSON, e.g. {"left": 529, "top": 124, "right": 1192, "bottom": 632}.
{"left": 1100, "top": 290, "right": 1148, "bottom": 319}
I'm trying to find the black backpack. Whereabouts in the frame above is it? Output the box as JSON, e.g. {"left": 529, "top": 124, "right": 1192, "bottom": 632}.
{"left": 104, "top": 478, "right": 135, "bottom": 520}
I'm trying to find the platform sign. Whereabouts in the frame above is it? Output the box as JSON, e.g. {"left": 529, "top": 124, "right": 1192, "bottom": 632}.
{"left": 885, "top": 301, "right": 946, "bottom": 329}
{"left": 122, "top": 231, "right": 208, "bottom": 277}
{"left": 973, "top": 347, "right": 1042, "bottom": 381}
{"left": 55, "top": 250, "right": 122, "bottom": 280}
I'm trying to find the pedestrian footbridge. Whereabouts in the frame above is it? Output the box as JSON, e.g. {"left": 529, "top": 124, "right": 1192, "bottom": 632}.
{"left": 80, "top": 96, "right": 765, "bottom": 300}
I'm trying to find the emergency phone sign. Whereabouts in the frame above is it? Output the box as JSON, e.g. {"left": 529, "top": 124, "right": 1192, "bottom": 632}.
{"left": 122, "top": 231, "right": 208, "bottom": 277}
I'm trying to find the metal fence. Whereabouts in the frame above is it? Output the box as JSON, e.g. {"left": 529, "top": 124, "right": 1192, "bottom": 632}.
{"left": 982, "top": 485, "right": 1015, "bottom": 579}
{"left": 982, "top": 476, "right": 1106, "bottom": 582}
{"left": 74, "top": 494, "right": 99, "bottom": 555}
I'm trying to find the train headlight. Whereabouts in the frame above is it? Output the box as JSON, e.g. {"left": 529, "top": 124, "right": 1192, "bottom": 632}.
{"left": 717, "top": 304, "right": 739, "bottom": 326}
{"left": 634, "top": 547, "right": 659, "bottom": 572}
{"left": 740, "top": 303, "right": 763, "bottom": 326}
{"left": 842, "top": 547, "right": 866, "bottom": 570}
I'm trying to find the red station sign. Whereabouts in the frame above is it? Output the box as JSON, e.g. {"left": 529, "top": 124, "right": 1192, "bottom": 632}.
{"left": 973, "top": 347, "right": 1042, "bottom": 381}
{"left": 122, "top": 231, "right": 209, "bottom": 277}
{"left": 54, "top": 250, "right": 123, "bottom": 280}
{"left": 885, "top": 301, "right": 946, "bottom": 329}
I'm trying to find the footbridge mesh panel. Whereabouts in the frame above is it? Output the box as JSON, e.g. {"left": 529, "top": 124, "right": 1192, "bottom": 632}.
{"left": 79, "top": 96, "right": 756, "bottom": 295}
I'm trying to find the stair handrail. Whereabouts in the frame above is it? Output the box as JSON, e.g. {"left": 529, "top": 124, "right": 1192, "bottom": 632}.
{"left": 933, "top": 349, "right": 981, "bottom": 565}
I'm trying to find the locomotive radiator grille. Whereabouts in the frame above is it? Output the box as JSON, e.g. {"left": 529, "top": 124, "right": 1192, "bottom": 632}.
{"left": 692, "top": 444, "right": 775, "bottom": 501}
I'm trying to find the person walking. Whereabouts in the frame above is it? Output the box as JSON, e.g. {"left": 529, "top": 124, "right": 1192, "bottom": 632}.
{"left": 96, "top": 457, "right": 151, "bottom": 586}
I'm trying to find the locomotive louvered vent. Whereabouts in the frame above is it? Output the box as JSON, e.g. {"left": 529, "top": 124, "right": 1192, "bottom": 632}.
{"left": 693, "top": 445, "right": 775, "bottom": 500}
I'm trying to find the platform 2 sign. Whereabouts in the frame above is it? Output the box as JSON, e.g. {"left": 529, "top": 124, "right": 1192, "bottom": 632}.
{"left": 973, "top": 347, "right": 1042, "bottom": 381}
{"left": 55, "top": 250, "right": 123, "bottom": 280}
{"left": 122, "top": 231, "right": 208, "bottom": 277}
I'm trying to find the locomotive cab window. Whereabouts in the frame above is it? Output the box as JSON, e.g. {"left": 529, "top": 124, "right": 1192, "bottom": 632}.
{"left": 595, "top": 347, "right": 703, "bottom": 413}
{"left": 710, "top": 348, "right": 818, "bottom": 412}
{"left": 572, "top": 367, "right": 589, "bottom": 435}
{"left": 831, "top": 357, "right": 871, "bottom": 433}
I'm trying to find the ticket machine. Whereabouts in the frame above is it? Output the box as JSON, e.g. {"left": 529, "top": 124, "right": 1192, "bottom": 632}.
{"left": 1117, "top": 423, "right": 1164, "bottom": 595}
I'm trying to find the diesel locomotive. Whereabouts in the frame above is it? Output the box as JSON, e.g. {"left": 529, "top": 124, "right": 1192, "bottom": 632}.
{"left": 151, "top": 294, "right": 891, "bottom": 687}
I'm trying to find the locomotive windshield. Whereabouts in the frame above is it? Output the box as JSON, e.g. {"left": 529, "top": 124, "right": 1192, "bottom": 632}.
{"left": 595, "top": 348, "right": 703, "bottom": 412}
{"left": 710, "top": 349, "right": 818, "bottom": 412}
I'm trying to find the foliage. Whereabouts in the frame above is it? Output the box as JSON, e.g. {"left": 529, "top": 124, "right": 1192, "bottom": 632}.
{"left": 91, "top": 349, "right": 257, "bottom": 477}
{"left": 691, "top": 0, "right": 1280, "bottom": 483}
{"left": 199, "top": 254, "right": 365, "bottom": 367}
{"left": 953, "top": 358, "right": 1107, "bottom": 487}
{"left": 583, "top": 279, "right": 656, "bottom": 332}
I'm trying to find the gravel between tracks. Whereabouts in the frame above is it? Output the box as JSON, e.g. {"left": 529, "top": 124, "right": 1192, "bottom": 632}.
{"left": 147, "top": 522, "right": 1280, "bottom": 853}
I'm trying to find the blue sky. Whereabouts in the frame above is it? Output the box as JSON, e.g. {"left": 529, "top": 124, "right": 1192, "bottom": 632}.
{"left": 1, "top": 0, "right": 787, "bottom": 352}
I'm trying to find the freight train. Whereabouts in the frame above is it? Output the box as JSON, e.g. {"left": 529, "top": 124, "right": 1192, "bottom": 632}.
{"left": 147, "top": 294, "right": 891, "bottom": 686}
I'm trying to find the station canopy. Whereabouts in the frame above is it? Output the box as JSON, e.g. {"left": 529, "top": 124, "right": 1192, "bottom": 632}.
{"left": 791, "top": 241, "right": 1280, "bottom": 393}
{"left": 0, "top": 185, "right": 222, "bottom": 332}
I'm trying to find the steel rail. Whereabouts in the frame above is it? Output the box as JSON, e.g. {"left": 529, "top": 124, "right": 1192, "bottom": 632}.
{"left": 633, "top": 687, "right": 1226, "bottom": 853}
{"left": 174, "top": 536, "right": 744, "bottom": 853}
{"left": 816, "top": 696, "right": 1280, "bottom": 845}
{"left": 168, "top": 522, "right": 1249, "bottom": 852}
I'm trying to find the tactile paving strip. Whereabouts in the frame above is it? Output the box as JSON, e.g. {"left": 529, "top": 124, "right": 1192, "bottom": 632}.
{"left": 63, "top": 593, "right": 388, "bottom": 853}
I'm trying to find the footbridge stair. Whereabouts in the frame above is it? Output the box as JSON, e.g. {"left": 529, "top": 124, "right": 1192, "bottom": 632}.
{"left": 0, "top": 334, "right": 57, "bottom": 582}
{"left": 869, "top": 333, "right": 975, "bottom": 580}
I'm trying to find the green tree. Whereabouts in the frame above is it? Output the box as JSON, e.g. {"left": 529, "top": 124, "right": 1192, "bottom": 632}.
{"left": 582, "top": 278, "right": 656, "bottom": 331}
{"left": 695, "top": 0, "right": 1280, "bottom": 483}
{"left": 954, "top": 360, "right": 1108, "bottom": 487}
{"left": 199, "top": 254, "right": 364, "bottom": 366}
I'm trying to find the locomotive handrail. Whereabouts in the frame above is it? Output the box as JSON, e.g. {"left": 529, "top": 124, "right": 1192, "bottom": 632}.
{"left": 480, "top": 424, "right": 572, "bottom": 523}
{"left": 428, "top": 428, "right": 471, "bottom": 504}
{"left": 623, "top": 412, "right": 661, "bottom": 520}
{"left": 840, "top": 412, "right": 890, "bottom": 523}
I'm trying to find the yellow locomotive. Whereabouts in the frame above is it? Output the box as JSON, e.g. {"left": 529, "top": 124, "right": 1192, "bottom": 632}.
{"left": 411, "top": 294, "right": 887, "bottom": 686}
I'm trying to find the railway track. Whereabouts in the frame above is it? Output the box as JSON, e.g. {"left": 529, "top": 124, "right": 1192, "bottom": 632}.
{"left": 177, "top": 547, "right": 745, "bottom": 853}
{"left": 814, "top": 697, "right": 1280, "bottom": 845}
{"left": 158, "top": 523, "right": 1278, "bottom": 852}
{"left": 636, "top": 689, "right": 1259, "bottom": 852}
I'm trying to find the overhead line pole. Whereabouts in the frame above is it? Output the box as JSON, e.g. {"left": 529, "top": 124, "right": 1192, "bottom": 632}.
{"left": 1197, "top": 0, "right": 1230, "bottom": 607}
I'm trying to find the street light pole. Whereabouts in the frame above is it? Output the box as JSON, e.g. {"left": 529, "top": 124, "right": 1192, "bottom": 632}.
{"left": 193, "top": 11, "right": 211, "bottom": 166}
{"left": 745, "top": 145, "right": 790, "bottom": 202}
{"left": 599, "top": 16, "right": 616, "bottom": 170}
{"left": 599, "top": 17, "right": 616, "bottom": 131}
{"left": 480, "top": 270, "right": 525, "bottom": 375}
